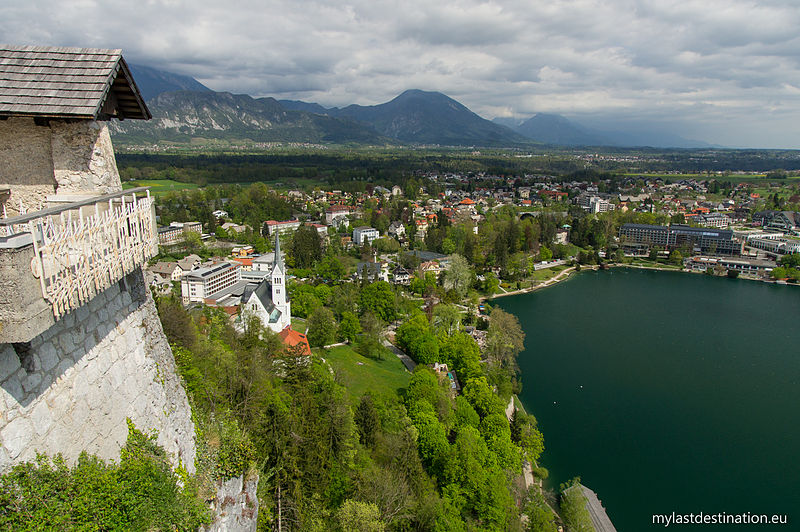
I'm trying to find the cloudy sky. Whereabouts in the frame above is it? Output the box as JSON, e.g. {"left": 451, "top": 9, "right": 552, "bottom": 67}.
{"left": 3, "top": 0, "right": 800, "bottom": 148}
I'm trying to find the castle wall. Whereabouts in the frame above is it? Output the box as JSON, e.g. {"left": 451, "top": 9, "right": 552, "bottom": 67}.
{"left": 0, "top": 118, "right": 57, "bottom": 214}
{"left": 0, "top": 118, "right": 121, "bottom": 215}
{"left": 0, "top": 269, "right": 196, "bottom": 473}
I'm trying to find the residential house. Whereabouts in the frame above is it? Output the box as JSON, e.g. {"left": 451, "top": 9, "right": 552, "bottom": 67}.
{"left": 392, "top": 266, "right": 411, "bottom": 285}
{"left": 388, "top": 221, "right": 406, "bottom": 239}
{"left": 150, "top": 261, "right": 183, "bottom": 282}
{"left": 356, "top": 261, "right": 389, "bottom": 283}
{"left": 177, "top": 254, "right": 202, "bottom": 272}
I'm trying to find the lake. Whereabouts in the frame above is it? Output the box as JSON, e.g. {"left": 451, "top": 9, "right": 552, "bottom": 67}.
{"left": 496, "top": 268, "right": 800, "bottom": 530}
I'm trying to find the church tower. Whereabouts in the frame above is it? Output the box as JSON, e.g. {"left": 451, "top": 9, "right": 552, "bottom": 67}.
{"left": 271, "top": 233, "right": 291, "bottom": 330}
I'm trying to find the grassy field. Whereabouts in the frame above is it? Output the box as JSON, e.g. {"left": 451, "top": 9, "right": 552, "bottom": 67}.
{"left": 530, "top": 265, "right": 569, "bottom": 282}
{"left": 319, "top": 344, "right": 411, "bottom": 403}
{"left": 122, "top": 179, "right": 201, "bottom": 196}
{"left": 291, "top": 317, "right": 307, "bottom": 333}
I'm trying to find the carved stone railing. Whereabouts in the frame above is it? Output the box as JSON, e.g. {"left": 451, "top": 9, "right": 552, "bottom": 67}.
{"left": 0, "top": 188, "right": 157, "bottom": 321}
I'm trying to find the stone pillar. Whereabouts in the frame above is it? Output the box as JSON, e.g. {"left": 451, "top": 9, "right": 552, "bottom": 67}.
{"left": 0, "top": 118, "right": 57, "bottom": 214}
{"left": 49, "top": 120, "right": 122, "bottom": 195}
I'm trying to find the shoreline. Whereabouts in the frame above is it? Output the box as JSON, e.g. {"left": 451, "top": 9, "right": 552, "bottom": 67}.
{"left": 484, "top": 261, "right": 795, "bottom": 304}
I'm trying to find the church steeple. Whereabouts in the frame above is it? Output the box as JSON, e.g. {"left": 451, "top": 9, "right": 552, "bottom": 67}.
{"left": 270, "top": 232, "right": 289, "bottom": 329}
{"left": 273, "top": 231, "right": 284, "bottom": 271}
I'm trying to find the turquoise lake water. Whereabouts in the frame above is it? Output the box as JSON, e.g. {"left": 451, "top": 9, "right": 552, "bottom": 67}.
{"left": 496, "top": 269, "right": 800, "bottom": 530}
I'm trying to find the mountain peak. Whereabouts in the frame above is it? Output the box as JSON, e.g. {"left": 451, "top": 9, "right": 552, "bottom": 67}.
{"left": 128, "top": 64, "right": 212, "bottom": 101}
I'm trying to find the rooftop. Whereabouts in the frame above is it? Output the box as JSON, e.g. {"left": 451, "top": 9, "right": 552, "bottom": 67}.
{"left": 0, "top": 45, "right": 150, "bottom": 120}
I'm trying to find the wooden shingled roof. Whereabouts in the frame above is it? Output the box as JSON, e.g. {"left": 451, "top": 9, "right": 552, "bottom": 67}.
{"left": 0, "top": 45, "right": 150, "bottom": 120}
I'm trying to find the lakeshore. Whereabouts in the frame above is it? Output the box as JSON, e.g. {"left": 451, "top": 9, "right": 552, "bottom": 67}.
{"left": 484, "top": 260, "right": 796, "bottom": 305}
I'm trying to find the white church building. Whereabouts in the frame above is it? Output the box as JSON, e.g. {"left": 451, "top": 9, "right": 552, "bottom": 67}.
{"left": 241, "top": 234, "right": 291, "bottom": 333}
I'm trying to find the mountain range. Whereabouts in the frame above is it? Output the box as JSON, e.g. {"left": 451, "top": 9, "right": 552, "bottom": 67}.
{"left": 113, "top": 65, "right": 713, "bottom": 148}
{"left": 493, "top": 114, "right": 714, "bottom": 149}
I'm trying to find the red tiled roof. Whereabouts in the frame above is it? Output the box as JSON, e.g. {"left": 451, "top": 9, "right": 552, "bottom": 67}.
{"left": 278, "top": 326, "right": 311, "bottom": 356}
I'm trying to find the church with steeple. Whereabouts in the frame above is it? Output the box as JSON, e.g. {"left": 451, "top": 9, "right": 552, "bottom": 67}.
{"left": 241, "top": 233, "right": 291, "bottom": 333}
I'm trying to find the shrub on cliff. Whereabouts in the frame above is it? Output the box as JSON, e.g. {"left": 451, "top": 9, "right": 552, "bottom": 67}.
{"left": 0, "top": 420, "right": 210, "bottom": 530}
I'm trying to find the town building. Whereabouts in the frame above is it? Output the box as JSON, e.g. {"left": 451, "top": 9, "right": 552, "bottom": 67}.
{"left": 356, "top": 261, "right": 389, "bottom": 283}
{"left": 752, "top": 211, "right": 800, "bottom": 233}
{"left": 619, "top": 223, "right": 742, "bottom": 255}
{"left": 181, "top": 262, "right": 241, "bottom": 304}
{"left": 150, "top": 261, "right": 184, "bottom": 282}
{"left": 388, "top": 221, "right": 406, "bottom": 239}
{"left": 157, "top": 221, "right": 202, "bottom": 246}
{"left": 278, "top": 327, "right": 311, "bottom": 356}
{"left": 353, "top": 226, "right": 380, "bottom": 245}
{"left": 325, "top": 205, "right": 350, "bottom": 225}
{"left": 392, "top": 266, "right": 411, "bottom": 285}
{"left": 264, "top": 219, "right": 301, "bottom": 236}
{"left": 696, "top": 212, "right": 731, "bottom": 228}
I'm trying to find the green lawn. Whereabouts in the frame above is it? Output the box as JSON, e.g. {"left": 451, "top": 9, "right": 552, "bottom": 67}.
{"left": 122, "top": 179, "right": 200, "bottom": 196}
{"left": 291, "top": 317, "right": 307, "bottom": 333}
{"left": 318, "top": 344, "right": 411, "bottom": 403}
{"left": 530, "top": 265, "right": 569, "bottom": 282}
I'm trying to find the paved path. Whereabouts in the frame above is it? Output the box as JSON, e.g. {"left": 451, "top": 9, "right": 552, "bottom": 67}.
{"left": 382, "top": 339, "right": 416, "bottom": 372}
{"left": 578, "top": 485, "right": 618, "bottom": 532}
{"left": 505, "top": 396, "right": 538, "bottom": 492}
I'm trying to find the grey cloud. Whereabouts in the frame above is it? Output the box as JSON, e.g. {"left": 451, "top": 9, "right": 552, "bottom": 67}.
{"left": 3, "top": 0, "right": 800, "bottom": 147}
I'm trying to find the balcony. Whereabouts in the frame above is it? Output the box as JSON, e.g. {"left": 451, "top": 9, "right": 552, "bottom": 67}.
{"left": 0, "top": 188, "right": 157, "bottom": 343}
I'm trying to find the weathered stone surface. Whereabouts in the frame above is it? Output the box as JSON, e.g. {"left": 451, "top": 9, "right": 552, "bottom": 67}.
{"left": 0, "top": 348, "right": 21, "bottom": 381}
{"left": 201, "top": 475, "right": 260, "bottom": 532}
{"left": 2, "top": 416, "right": 33, "bottom": 459}
{"left": 50, "top": 121, "right": 121, "bottom": 195}
{"left": 0, "top": 117, "right": 56, "bottom": 214}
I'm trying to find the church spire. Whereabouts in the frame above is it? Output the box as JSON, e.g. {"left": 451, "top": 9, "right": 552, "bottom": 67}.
{"left": 274, "top": 231, "right": 284, "bottom": 270}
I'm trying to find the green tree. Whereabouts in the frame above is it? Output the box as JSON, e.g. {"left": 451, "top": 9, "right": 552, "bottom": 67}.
{"left": 779, "top": 253, "right": 800, "bottom": 269}
{"left": 524, "top": 488, "right": 558, "bottom": 532}
{"left": 335, "top": 499, "right": 386, "bottom": 532}
{"left": 669, "top": 249, "right": 683, "bottom": 266}
{"left": 332, "top": 283, "right": 360, "bottom": 318}
{"left": 559, "top": 480, "right": 595, "bottom": 532}
{"left": 338, "top": 311, "right": 362, "bottom": 343}
{"left": 439, "top": 333, "right": 483, "bottom": 381}
{"left": 291, "top": 225, "right": 323, "bottom": 269}
{"left": 442, "top": 254, "right": 473, "bottom": 298}
{"left": 307, "top": 307, "right": 337, "bottom": 347}
{"left": 771, "top": 266, "right": 787, "bottom": 279}
{"left": 485, "top": 307, "right": 525, "bottom": 371}
{"left": 539, "top": 245, "right": 553, "bottom": 261}
{"left": 291, "top": 284, "right": 322, "bottom": 318}
{"left": 354, "top": 394, "right": 380, "bottom": 448}
{"left": 316, "top": 255, "right": 347, "bottom": 283}
{"left": 483, "top": 272, "right": 500, "bottom": 296}
{"left": 354, "top": 312, "right": 388, "bottom": 360}
{"left": 432, "top": 304, "right": 462, "bottom": 337}
{"left": 360, "top": 281, "right": 396, "bottom": 322}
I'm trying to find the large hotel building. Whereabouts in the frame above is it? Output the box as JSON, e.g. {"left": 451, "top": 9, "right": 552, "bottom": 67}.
{"left": 619, "top": 224, "right": 743, "bottom": 256}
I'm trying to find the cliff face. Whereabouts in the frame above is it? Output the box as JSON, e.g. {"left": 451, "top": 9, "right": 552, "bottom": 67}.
{"left": 201, "top": 474, "right": 260, "bottom": 532}
{"left": 0, "top": 269, "right": 196, "bottom": 472}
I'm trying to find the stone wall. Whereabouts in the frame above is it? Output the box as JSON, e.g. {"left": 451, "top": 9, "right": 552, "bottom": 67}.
{"left": 0, "top": 117, "right": 57, "bottom": 214}
{"left": 0, "top": 118, "right": 121, "bottom": 215}
{"left": 0, "top": 269, "right": 196, "bottom": 472}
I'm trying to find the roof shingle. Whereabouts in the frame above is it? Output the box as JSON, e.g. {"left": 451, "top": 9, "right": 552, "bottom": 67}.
{"left": 0, "top": 45, "right": 150, "bottom": 120}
